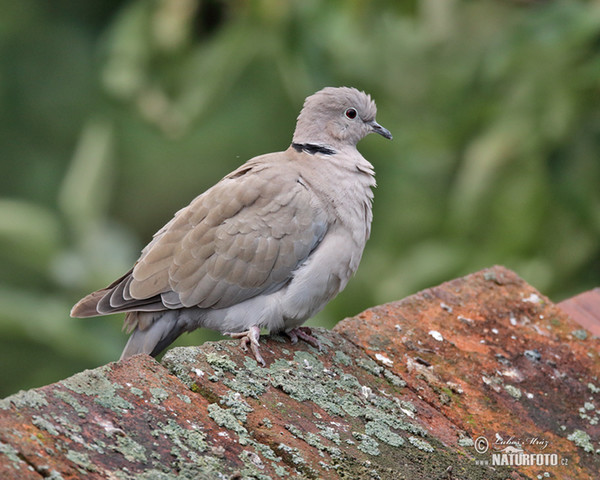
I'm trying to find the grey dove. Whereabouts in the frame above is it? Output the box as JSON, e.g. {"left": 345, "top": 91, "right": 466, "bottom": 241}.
{"left": 71, "top": 86, "right": 392, "bottom": 366}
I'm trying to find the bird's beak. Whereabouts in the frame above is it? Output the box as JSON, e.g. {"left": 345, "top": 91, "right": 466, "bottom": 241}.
{"left": 369, "top": 121, "right": 393, "bottom": 140}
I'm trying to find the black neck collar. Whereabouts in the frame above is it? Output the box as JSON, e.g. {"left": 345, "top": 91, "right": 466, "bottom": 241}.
{"left": 291, "top": 143, "right": 336, "bottom": 155}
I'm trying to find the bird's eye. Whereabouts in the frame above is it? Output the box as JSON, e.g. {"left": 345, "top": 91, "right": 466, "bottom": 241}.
{"left": 345, "top": 108, "right": 357, "bottom": 119}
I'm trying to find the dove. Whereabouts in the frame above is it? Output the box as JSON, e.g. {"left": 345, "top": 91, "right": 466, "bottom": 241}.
{"left": 71, "top": 86, "right": 392, "bottom": 366}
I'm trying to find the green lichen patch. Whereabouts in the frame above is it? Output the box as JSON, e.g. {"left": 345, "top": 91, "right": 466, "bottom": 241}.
{"left": 250, "top": 440, "right": 280, "bottom": 462}
{"left": 65, "top": 449, "right": 97, "bottom": 472}
{"left": 223, "top": 374, "right": 267, "bottom": 398}
{"left": 338, "top": 373, "right": 361, "bottom": 391}
{"left": 383, "top": 369, "right": 406, "bottom": 388}
{"left": 239, "top": 449, "right": 272, "bottom": 479}
{"left": 0, "top": 440, "right": 23, "bottom": 466}
{"left": 0, "top": 389, "right": 48, "bottom": 410}
{"left": 205, "top": 352, "right": 237, "bottom": 373}
{"left": 149, "top": 387, "right": 169, "bottom": 405}
{"left": 53, "top": 390, "right": 89, "bottom": 416}
{"left": 207, "top": 403, "right": 248, "bottom": 436}
{"left": 567, "top": 429, "right": 595, "bottom": 453}
{"left": 365, "top": 420, "right": 405, "bottom": 447}
{"left": 588, "top": 383, "right": 600, "bottom": 394}
{"left": 220, "top": 390, "right": 253, "bottom": 422}
{"left": 356, "top": 357, "right": 384, "bottom": 376}
{"left": 261, "top": 417, "right": 273, "bottom": 429}
{"left": 129, "top": 387, "right": 144, "bottom": 397}
{"left": 315, "top": 424, "right": 341, "bottom": 445}
{"left": 571, "top": 329, "right": 588, "bottom": 341}
{"left": 177, "top": 393, "right": 191, "bottom": 404}
{"left": 504, "top": 384, "right": 522, "bottom": 399}
{"left": 32, "top": 415, "right": 59, "bottom": 436}
{"left": 334, "top": 350, "right": 353, "bottom": 367}
{"left": 162, "top": 335, "right": 431, "bottom": 475}
{"left": 408, "top": 436, "right": 434, "bottom": 453}
{"left": 277, "top": 442, "right": 307, "bottom": 466}
{"left": 61, "top": 367, "right": 133, "bottom": 414}
{"left": 458, "top": 436, "right": 474, "bottom": 447}
{"left": 151, "top": 419, "right": 208, "bottom": 456}
{"left": 363, "top": 404, "right": 426, "bottom": 437}
{"left": 284, "top": 424, "right": 341, "bottom": 458}
{"left": 115, "top": 435, "right": 148, "bottom": 463}
{"left": 352, "top": 432, "right": 380, "bottom": 456}
{"left": 161, "top": 346, "right": 204, "bottom": 388}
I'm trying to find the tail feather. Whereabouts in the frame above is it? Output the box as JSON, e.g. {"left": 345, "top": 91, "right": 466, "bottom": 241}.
{"left": 70, "top": 290, "right": 109, "bottom": 317}
{"left": 71, "top": 268, "right": 166, "bottom": 318}
{"left": 119, "top": 311, "right": 187, "bottom": 360}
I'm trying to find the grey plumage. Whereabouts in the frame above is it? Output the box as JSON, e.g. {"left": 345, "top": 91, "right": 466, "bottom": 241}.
{"left": 71, "top": 86, "right": 392, "bottom": 365}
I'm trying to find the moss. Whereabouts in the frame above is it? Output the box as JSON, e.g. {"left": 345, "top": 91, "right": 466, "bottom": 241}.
{"left": 189, "top": 382, "right": 219, "bottom": 404}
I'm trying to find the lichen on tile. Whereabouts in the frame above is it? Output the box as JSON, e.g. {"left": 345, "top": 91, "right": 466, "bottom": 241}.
{"left": 567, "top": 429, "right": 595, "bottom": 453}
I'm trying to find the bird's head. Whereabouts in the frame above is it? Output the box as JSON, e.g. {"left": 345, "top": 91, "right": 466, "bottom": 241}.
{"left": 293, "top": 86, "right": 392, "bottom": 149}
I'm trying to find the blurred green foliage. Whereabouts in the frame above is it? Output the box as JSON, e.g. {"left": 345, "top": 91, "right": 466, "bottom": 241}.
{"left": 1, "top": 0, "right": 599, "bottom": 397}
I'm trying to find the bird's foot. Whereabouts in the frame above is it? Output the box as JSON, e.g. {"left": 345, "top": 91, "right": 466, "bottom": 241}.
{"left": 225, "top": 326, "right": 266, "bottom": 367}
{"left": 286, "top": 326, "right": 322, "bottom": 351}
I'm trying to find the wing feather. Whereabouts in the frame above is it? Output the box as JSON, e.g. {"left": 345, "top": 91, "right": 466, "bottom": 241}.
{"left": 81, "top": 154, "right": 329, "bottom": 315}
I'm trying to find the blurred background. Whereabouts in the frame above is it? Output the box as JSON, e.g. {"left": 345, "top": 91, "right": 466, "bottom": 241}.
{"left": 1, "top": 0, "right": 599, "bottom": 397}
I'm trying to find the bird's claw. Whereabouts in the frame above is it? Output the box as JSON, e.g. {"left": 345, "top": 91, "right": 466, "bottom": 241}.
{"left": 286, "top": 327, "right": 322, "bottom": 351}
{"left": 225, "top": 326, "right": 266, "bottom": 367}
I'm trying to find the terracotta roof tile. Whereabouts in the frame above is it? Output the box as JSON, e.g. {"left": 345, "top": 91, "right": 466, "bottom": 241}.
{"left": 0, "top": 266, "right": 598, "bottom": 479}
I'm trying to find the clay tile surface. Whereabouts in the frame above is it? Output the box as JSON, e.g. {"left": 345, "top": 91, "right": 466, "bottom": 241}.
{"left": 1, "top": 266, "right": 599, "bottom": 479}
{"left": 559, "top": 288, "right": 600, "bottom": 337}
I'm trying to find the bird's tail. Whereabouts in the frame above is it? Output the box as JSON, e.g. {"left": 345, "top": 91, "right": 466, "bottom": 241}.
{"left": 120, "top": 310, "right": 187, "bottom": 360}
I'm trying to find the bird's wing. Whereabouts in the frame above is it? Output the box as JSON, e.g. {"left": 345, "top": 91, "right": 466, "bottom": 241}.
{"left": 90, "top": 153, "right": 329, "bottom": 314}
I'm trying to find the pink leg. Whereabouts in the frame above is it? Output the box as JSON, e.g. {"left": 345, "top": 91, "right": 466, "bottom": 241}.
{"left": 285, "top": 326, "right": 322, "bottom": 351}
{"left": 225, "top": 326, "right": 265, "bottom": 367}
